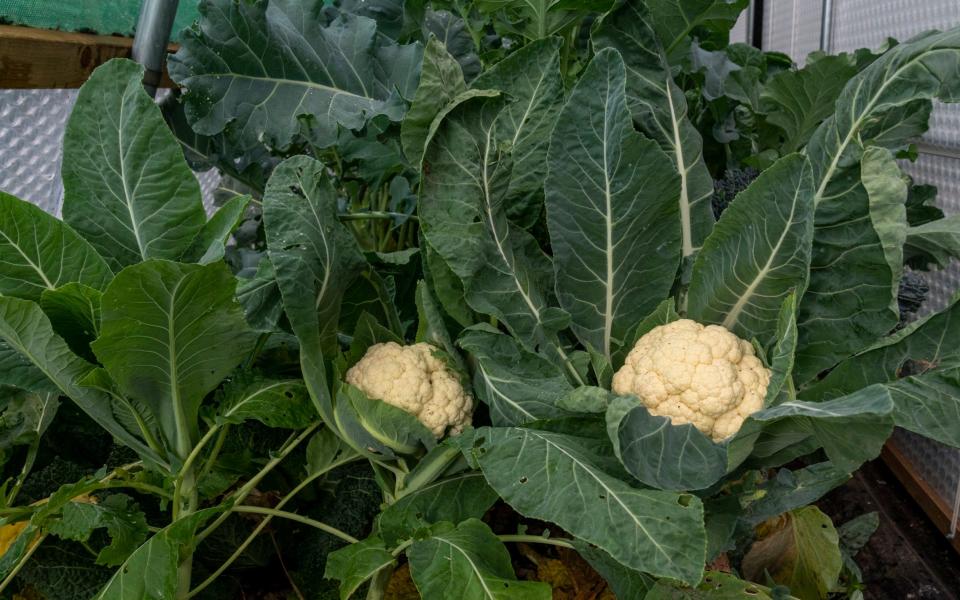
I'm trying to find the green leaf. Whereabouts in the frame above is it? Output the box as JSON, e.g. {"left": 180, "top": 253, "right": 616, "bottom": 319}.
{"left": 545, "top": 48, "right": 681, "bottom": 360}
{"left": 606, "top": 396, "right": 727, "bottom": 491}
{"left": 0, "top": 192, "right": 112, "bottom": 301}
{"left": 762, "top": 55, "right": 858, "bottom": 152}
{"left": 742, "top": 507, "right": 842, "bottom": 600}
{"left": 408, "top": 519, "right": 552, "bottom": 599}
{"left": 402, "top": 38, "right": 467, "bottom": 164}
{"left": 0, "top": 389, "right": 58, "bottom": 450}
{"left": 62, "top": 59, "right": 205, "bottom": 271}
{"left": 423, "top": 240, "right": 474, "bottom": 328}
{"left": 422, "top": 9, "right": 481, "bottom": 81}
{"left": 168, "top": 0, "right": 423, "bottom": 152}
{"left": 594, "top": 3, "right": 715, "bottom": 257}
{"left": 798, "top": 30, "right": 960, "bottom": 379}
{"left": 838, "top": 512, "right": 879, "bottom": 557}
{"left": 473, "top": 37, "right": 564, "bottom": 228}
{"left": 347, "top": 312, "right": 403, "bottom": 368}
{"left": 380, "top": 472, "right": 499, "bottom": 546}
{"left": 93, "top": 507, "right": 221, "bottom": 600}
{"left": 646, "top": 571, "right": 783, "bottom": 599}
{"left": 419, "top": 93, "right": 569, "bottom": 360}
{"left": 305, "top": 426, "right": 357, "bottom": 476}
{"left": 474, "top": 0, "right": 606, "bottom": 41}
{"left": 885, "top": 369, "right": 960, "bottom": 448}
{"left": 217, "top": 373, "right": 315, "bottom": 429}
{"left": 91, "top": 260, "right": 255, "bottom": 458}
{"left": 324, "top": 536, "right": 396, "bottom": 600}
{"left": 47, "top": 494, "right": 148, "bottom": 566}
{"left": 182, "top": 195, "right": 251, "bottom": 264}
{"left": 741, "top": 388, "right": 894, "bottom": 474}
{"left": 264, "top": 156, "right": 366, "bottom": 356}
{"left": 336, "top": 383, "right": 435, "bottom": 457}
{"left": 458, "top": 327, "right": 573, "bottom": 426}
{"left": 801, "top": 294, "right": 960, "bottom": 400}
{"left": 904, "top": 214, "right": 960, "bottom": 268}
{"left": 415, "top": 281, "right": 461, "bottom": 366}
{"left": 0, "top": 342, "right": 57, "bottom": 394}
{"left": 465, "top": 426, "right": 706, "bottom": 584}
{"left": 646, "top": 0, "right": 750, "bottom": 56}
{"left": 765, "top": 292, "right": 798, "bottom": 405}
{"left": 688, "top": 154, "right": 814, "bottom": 347}
{"left": 572, "top": 541, "right": 654, "bottom": 599}
{"left": 0, "top": 296, "right": 162, "bottom": 467}
{"left": 39, "top": 283, "right": 101, "bottom": 362}
{"left": 236, "top": 257, "right": 284, "bottom": 332}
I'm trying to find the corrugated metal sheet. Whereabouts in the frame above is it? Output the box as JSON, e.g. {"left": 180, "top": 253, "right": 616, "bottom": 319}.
{"left": 762, "top": 0, "right": 823, "bottom": 63}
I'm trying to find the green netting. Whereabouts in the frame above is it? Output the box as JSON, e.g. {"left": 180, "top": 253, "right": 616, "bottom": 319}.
{"left": 1, "top": 0, "right": 200, "bottom": 41}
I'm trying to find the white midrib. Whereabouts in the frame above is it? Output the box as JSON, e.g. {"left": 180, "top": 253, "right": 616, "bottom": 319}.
{"left": 665, "top": 82, "right": 695, "bottom": 257}
{"left": 813, "top": 49, "right": 952, "bottom": 205}
{"left": 0, "top": 229, "right": 55, "bottom": 289}
{"left": 481, "top": 128, "right": 541, "bottom": 320}
{"left": 722, "top": 184, "right": 801, "bottom": 330}
{"left": 479, "top": 363, "right": 535, "bottom": 421}
{"left": 438, "top": 537, "right": 497, "bottom": 598}
{"left": 602, "top": 88, "right": 615, "bottom": 360}
{"left": 306, "top": 192, "right": 333, "bottom": 311}
{"left": 167, "top": 278, "right": 191, "bottom": 458}
{"left": 117, "top": 99, "right": 148, "bottom": 260}
{"left": 223, "top": 381, "right": 291, "bottom": 419}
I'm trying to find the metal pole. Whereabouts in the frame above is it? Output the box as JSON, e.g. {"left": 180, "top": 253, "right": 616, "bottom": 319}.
{"left": 819, "top": 0, "right": 834, "bottom": 52}
{"left": 751, "top": 0, "right": 765, "bottom": 50}
{"left": 132, "top": 0, "right": 181, "bottom": 97}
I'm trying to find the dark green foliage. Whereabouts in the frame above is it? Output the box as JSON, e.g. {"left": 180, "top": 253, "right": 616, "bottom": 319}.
{"left": 15, "top": 539, "right": 113, "bottom": 600}
{"left": 897, "top": 271, "right": 929, "bottom": 327}
{"left": 19, "top": 456, "right": 88, "bottom": 503}
{"left": 711, "top": 167, "right": 758, "bottom": 218}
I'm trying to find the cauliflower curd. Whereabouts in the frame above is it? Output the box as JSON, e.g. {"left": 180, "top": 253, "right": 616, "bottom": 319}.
{"left": 345, "top": 342, "right": 473, "bottom": 438}
{"left": 612, "top": 319, "right": 770, "bottom": 441}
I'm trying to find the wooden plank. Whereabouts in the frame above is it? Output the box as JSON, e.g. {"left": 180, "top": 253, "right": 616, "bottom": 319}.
{"left": 0, "top": 25, "right": 176, "bottom": 88}
{"left": 882, "top": 440, "right": 960, "bottom": 555}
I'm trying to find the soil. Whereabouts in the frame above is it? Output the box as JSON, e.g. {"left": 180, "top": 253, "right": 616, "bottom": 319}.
{"left": 817, "top": 459, "right": 960, "bottom": 600}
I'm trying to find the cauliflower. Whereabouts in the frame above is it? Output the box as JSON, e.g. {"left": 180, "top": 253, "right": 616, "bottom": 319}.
{"left": 345, "top": 342, "right": 473, "bottom": 438}
{"left": 612, "top": 319, "right": 770, "bottom": 442}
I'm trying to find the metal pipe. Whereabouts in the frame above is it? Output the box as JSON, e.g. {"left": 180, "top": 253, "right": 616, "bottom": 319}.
{"left": 132, "top": 0, "right": 181, "bottom": 97}
{"left": 819, "top": 0, "right": 834, "bottom": 52}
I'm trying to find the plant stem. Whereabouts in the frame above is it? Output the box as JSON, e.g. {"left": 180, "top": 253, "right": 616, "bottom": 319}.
{"left": 197, "top": 425, "right": 230, "bottom": 483}
{"left": 395, "top": 445, "right": 461, "bottom": 499}
{"left": 188, "top": 451, "right": 360, "bottom": 598}
{"left": 231, "top": 506, "right": 358, "bottom": 543}
{"left": 498, "top": 534, "right": 575, "bottom": 549}
{"left": 365, "top": 564, "right": 395, "bottom": 600}
{"left": 193, "top": 423, "right": 321, "bottom": 544}
{"left": 5, "top": 438, "right": 40, "bottom": 506}
{"left": 172, "top": 424, "right": 223, "bottom": 517}
{"left": 244, "top": 332, "right": 272, "bottom": 369}
{"left": 0, "top": 533, "right": 47, "bottom": 594}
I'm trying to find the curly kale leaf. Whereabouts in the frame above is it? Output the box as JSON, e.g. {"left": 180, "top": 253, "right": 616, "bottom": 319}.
{"left": 712, "top": 167, "right": 758, "bottom": 218}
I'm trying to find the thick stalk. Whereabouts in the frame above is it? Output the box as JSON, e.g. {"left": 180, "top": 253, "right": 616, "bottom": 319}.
{"left": 365, "top": 564, "right": 395, "bottom": 600}
{"left": 5, "top": 437, "right": 40, "bottom": 506}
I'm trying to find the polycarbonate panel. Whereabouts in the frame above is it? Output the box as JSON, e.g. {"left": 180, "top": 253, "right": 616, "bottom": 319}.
{"left": 0, "top": 89, "right": 220, "bottom": 216}
{"left": 762, "top": 0, "right": 823, "bottom": 64}
{"left": 730, "top": 7, "right": 750, "bottom": 45}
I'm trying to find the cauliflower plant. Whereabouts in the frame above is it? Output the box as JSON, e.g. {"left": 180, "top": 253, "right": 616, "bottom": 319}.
{"left": 345, "top": 342, "right": 473, "bottom": 438}
{"left": 612, "top": 319, "right": 770, "bottom": 442}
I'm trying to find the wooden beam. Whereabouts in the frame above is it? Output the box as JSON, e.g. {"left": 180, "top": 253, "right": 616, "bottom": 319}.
{"left": 0, "top": 25, "right": 176, "bottom": 88}
{"left": 882, "top": 440, "right": 960, "bottom": 555}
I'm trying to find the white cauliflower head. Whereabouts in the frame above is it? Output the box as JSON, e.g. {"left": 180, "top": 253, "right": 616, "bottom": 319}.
{"left": 611, "top": 319, "right": 770, "bottom": 442}
{"left": 345, "top": 342, "right": 473, "bottom": 438}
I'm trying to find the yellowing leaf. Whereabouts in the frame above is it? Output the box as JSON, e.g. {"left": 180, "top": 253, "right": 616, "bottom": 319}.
{"left": 743, "top": 506, "right": 842, "bottom": 599}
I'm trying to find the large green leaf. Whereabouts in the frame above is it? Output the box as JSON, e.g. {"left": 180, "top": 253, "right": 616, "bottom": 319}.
{"left": 688, "top": 154, "right": 814, "bottom": 346}
{"left": 419, "top": 93, "right": 569, "bottom": 362}
{"left": 216, "top": 373, "right": 315, "bottom": 429}
{"left": 474, "top": 0, "right": 607, "bottom": 41}
{"left": 0, "top": 297, "right": 162, "bottom": 467}
{"left": 408, "top": 519, "right": 552, "bottom": 599}
{"left": 798, "top": 29, "right": 960, "bottom": 380}
{"left": 0, "top": 192, "right": 112, "bottom": 301}
{"left": 47, "top": 493, "right": 148, "bottom": 566}
{"left": 545, "top": 48, "right": 680, "bottom": 360}
{"left": 765, "top": 292, "right": 799, "bottom": 405}
{"left": 572, "top": 541, "right": 654, "bottom": 599}
{"left": 742, "top": 462, "right": 850, "bottom": 526}
{"left": 646, "top": 0, "right": 750, "bottom": 56}
{"left": 796, "top": 150, "right": 907, "bottom": 382}
{"left": 263, "top": 156, "right": 366, "bottom": 355}
{"left": 324, "top": 536, "right": 396, "bottom": 600}
{"left": 91, "top": 261, "right": 255, "bottom": 458}
{"left": 39, "top": 283, "right": 102, "bottom": 362}
{"left": 182, "top": 195, "right": 251, "bottom": 264}
{"left": 168, "top": 0, "right": 423, "bottom": 152}
{"left": 236, "top": 257, "right": 284, "bottom": 332}
{"left": 762, "top": 55, "right": 858, "bottom": 152}
{"left": 61, "top": 59, "right": 206, "bottom": 271}
{"left": 606, "top": 396, "right": 727, "bottom": 491}
{"left": 473, "top": 37, "right": 564, "bottom": 228}
{"left": 885, "top": 370, "right": 960, "bottom": 448}
{"left": 593, "top": 3, "right": 715, "bottom": 257}
{"left": 458, "top": 326, "right": 573, "bottom": 426}
{"left": 646, "top": 571, "right": 786, "bottom": 599}
{"left": 0, "top": 342, "right": 58, "bottom": 394}
{"left": 0, "top": 389, "right": 58, "bottom": 450}
{"left": 465, "top": 426, "right": 706, "bottom": 584}
{"left": 800, "top": 290, "right": 960, "bottom": 400}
